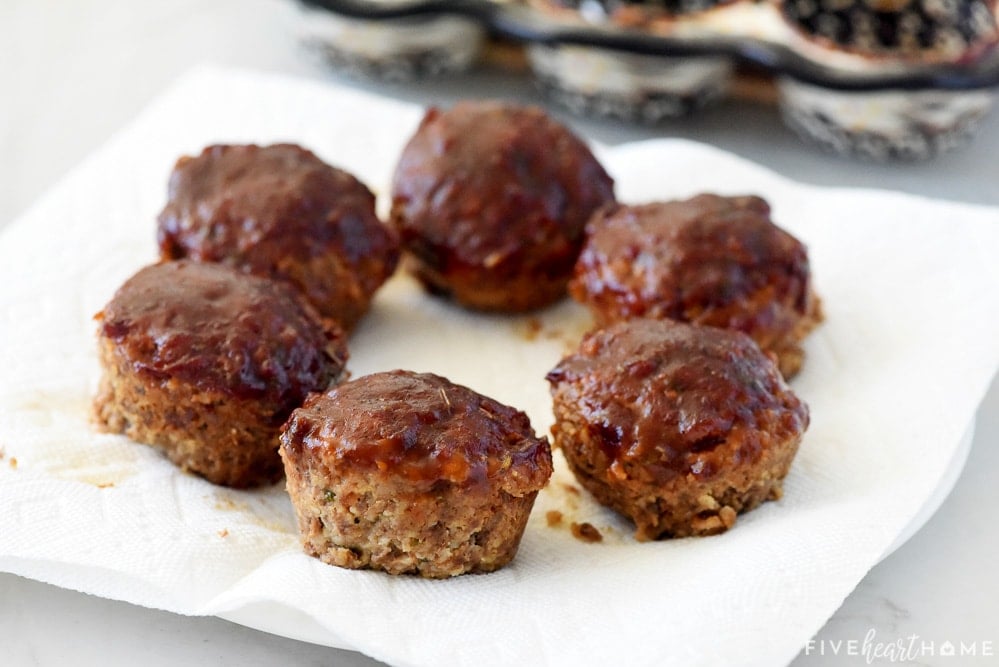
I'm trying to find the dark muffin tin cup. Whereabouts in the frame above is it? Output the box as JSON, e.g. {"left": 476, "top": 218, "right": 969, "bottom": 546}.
{"left": 781, "top": 0, "right": 998, "bottom": 60}
{"left": 297, "top": 0, "right": 999, "bottom": 160}
{"left": 528, "top": 45, "right": 733, "bottom": 122}
{"left": 298, "top": 2, "right": 485, "bottom": 79}
{"left": 778, "top": 79, "right": 995, "bottom": 160}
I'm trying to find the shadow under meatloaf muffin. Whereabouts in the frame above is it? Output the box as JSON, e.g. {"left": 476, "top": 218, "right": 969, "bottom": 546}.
{"left": 390, "top": 101, "right": 616, "bottom": 312}
{"left": 157, "top": 143, "right": 400, "bottom": 332}
{"left": 280, "top": 370, "right": 553, "bottom": 578}
{"left": 94, "top": 260, "right": 348, "bottom": 488}
{"left": 546, "top": 318, "right": 808, "bottom": 540}
{"left": 571, "top": 194, "right": 822, "bottom": 378}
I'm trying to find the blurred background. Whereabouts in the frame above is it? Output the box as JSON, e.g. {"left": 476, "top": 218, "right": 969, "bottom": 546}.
{"left": 3, "top": 0, "right": 999, "bottom": 229}
{"left": 1, "top": 1, "right": 997, "bottom": 666}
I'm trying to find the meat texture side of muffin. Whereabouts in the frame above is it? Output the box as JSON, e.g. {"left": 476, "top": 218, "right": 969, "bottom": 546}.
{"left": 157, "top": 143, "right": 400, "bottom": 332}
{"left": 571, "top": 194, "right": 822, "bottom": 377}
{"left": 390, "top": 101, "right": 616, "bottom": 312}
{"left": 546, "top": 318, "right": 808, "bottom": 541}
{"left": 93, "top": 260, "right": 349, "bottom": 488}
{"left": 280, "top": 370, "right": 553, "bottom": 578}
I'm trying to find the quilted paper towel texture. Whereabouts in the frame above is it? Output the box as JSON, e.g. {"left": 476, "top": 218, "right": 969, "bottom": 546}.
{"left": 0, "top": 67, "right": 998, "bottom": 667}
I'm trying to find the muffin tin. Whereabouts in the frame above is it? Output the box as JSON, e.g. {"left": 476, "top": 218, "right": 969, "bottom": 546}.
{"left": 296, "top": 0, "right": 999, "bottom": 160}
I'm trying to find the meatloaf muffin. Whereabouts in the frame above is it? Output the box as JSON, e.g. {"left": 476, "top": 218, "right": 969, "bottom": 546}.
{"left": 94, "top": 260, "right": 348, "bottom": 488}
{"left": 280, "top": 370, "right": 553, "bottom": 577}
{"left": 570, "top": 194, "right": 822, "bottom": 378}
{"left": 157, "top": 143, "right": 399, "bottom": 332}
{"left": 546, "top": 318, "right": 808, "bottom": 540}
{"left": 390, "top": 101, "right": 616, "bottom": 312}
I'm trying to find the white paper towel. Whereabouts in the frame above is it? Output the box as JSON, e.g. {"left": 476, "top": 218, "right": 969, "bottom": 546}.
{"left": 0, "top": 66, "right": 997, "bottom": 667}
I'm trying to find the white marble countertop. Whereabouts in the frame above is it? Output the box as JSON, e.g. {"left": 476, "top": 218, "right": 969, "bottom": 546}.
{"left": 1, "top": 1, "right": 997, "bottom": 665}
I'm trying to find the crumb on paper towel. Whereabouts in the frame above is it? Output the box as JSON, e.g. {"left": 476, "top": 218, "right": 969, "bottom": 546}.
{"left": 97, "top": 482, "right": 115, "bottom": 489}
{"left": 9, "top": 457, "right": 18, "bottom": 470}
{"left": 218, "top": 529, "right": 229, "bottom": 538}
{"left": 517, "top": 317, "right": 543, "bottom": 342}
{"left": 571, "top": 522, "right": 603, "bottom": 543}
{"left": 546, "top": 510, "right": 563, "bottom": 527}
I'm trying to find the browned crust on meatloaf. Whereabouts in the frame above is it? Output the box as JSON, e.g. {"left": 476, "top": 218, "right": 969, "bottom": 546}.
{"left": 280, "top": 370, "right": 552, "bottom": 577}
{"left": 93, "top": 261, "right": 348, "bottom": 488}
{"left": 284, "top": 470, "right": 541, "bottom": 577}
{"left": 571, "top": 194, "right": 822, "bottom": 378}
{"left": 95, "top": 340, "right": 287, "bottom": 487}
{"left": 390, "top": 102, "right": 615, "bottom": 312}
{"left": 546, "top": 318, "right": 808, "bottom": 540}
{"left": 157, "top": 143, "right": 399, "bottom": 332}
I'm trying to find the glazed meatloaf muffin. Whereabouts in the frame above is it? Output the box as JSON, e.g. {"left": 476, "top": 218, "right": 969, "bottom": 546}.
{"left": 571, "top": 194, "right": 822, "bottom": 378}
{"left": 94, "top": 260, "right": 348, "bottom": 488}
{"left": 546, "top": 318, "right": 808, "bottom": 540}
{"left": 390, "top": 101, "right": 616, "bottom": 312}
{"left": 157, "top": 143, "right": 399, "bottom": 332}
{"left": 280, "top": 370, "right": 553, "bottom": 577}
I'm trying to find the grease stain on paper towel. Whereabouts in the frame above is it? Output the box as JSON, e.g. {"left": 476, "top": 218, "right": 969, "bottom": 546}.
{"left": 511, "top": 304, "right": 593, "bottom": 352}
{"left": 212, "top": 490, "right": 298, "bottom": 537}
{"left": 12, "top": 387, "right": 139, "bottom": 488}
{"left": 44, "top": 444, "right": 139, "bottom": 488}
{"left": 14, "top": 388, "right": 91, "bottom": 428}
